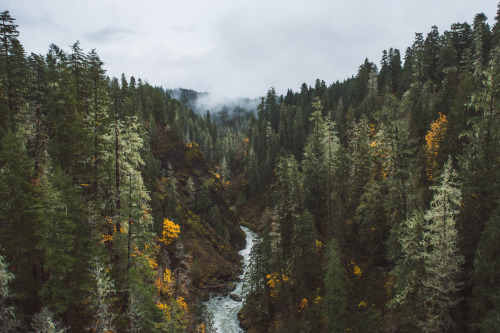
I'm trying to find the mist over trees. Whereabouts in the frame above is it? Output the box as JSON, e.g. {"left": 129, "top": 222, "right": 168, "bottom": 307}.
{"left": 166, "top": 88, "right": 259, "bottom": 127}
{"left": 1, "top": 3, "right": 500, "bottom": 332}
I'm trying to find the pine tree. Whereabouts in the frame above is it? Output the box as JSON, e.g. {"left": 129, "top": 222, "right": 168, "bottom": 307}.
{"left": 0, "top": 11, "right": 24, "bottom": 132}
{"left": 375, "top": 93, "right": 419, "bottom": 260}
{"left": 0, "top": 133, "right": 41, "bottom": 315}
{"left": 247, "top": 144, "right": 261, "bottom": 198}
{"left": 274, "top": 156, "right": 303, "bottom": 260}
{"left": 165, "top": 172, "right": 178, "bottom": 220}
{"left": 302, "top": 97, "right": 327, "bottom": 229}
{"left": 322, "top": 118, "right": 343, "bottom": 239}
{"left": 44, "top": 44, "right": 90, "bottom": 175}
{"left": 421, "top": 158, "right": 463, "bottom": 332}
{"left": 31, "top": 306, "right": 67, "bottom": 333}
{"left": 469, "top": 201, "right": 500, "bottom": 332}
{"left": 291, "top": 210, "right": 318, "bottom": 297}
{"left": 323, "top": 239, "right": 349, "bottom": 333}
{"left": 186, "top": 177, "right": 196, "bottom": 208}
{"left": 244, "top": 236, "right": 271, "bottom": 324}
{"left": 0, "top": 247, "right": 21, "bottom": 332}
{"left": 354, "top": 180, "right": 387, "bottom": 265}
{"left": 25, "top": 53, "right": 48, "bottom": 175}
{"left": 472, "top": 13, "right": 492, "bottom": 79}
{"left": 208, "top": 205, "right": 227, "bottom": 241}
{"left": 347, "top": 116, "right": 373, "bottom": 222}
{"left": 220, "top": 155, "right": 230, "bottom": 181}
{"left": 390, "top": 210, "right": 426, "bottom": 332}
{"left": 459, "top": 48, "right": 500, "bottom": 285}
{"left": 87, "top": 258, "right": 116, "bottom": 333}
{"left": 86, "top": 49, "right": 109, "bottom": 198}
{"left": 423, "top": 26, "right": 442, "bottom": 84}
{"left": 36, "top": 171, "right": 79, "bottom": 316}
{"left": 195, "top": 182, "right": 211, "bottom": 215}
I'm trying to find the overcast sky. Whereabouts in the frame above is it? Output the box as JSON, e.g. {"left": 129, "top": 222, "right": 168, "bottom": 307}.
{"left": 4, "top": 0, "right": 498, "bottom": 99}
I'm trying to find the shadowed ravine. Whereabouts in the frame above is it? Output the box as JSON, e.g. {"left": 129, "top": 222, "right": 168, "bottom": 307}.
{"left": 204, "top": 227, "right": 258, "bottom": 332}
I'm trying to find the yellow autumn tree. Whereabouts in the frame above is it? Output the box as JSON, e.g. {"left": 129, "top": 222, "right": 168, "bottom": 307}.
{"left": 266, "top": 270, "right": 289, "bottom": 298}
{"left": 425, "top": 113, "right": 447, "bottom": 180}
{"left": 349, "top": 260, "right": 362, "bottom": 277}
{"left": 299, "top": 298, "right": 308, "bottom": 313}
{"left": 155, "top": 267, "right": 174, "bottom": 297}
{"left": 159, "top": 218, "right": 180, "bottom": 246}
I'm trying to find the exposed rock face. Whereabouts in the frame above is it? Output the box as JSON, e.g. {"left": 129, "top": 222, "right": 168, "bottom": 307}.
{"left": 229, "top": 293, "right": 242, "bottom": 302}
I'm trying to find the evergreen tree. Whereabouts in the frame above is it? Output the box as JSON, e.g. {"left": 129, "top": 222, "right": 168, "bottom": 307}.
{"left": 186, "top": 177, "right": 196, "bottom": 208}
{"left": 390, "top": 210, "right": 426, "bottom": 332}
{"left": 421, "top": 158, "right": 463, "bottom": 332}
{"left": 0, "top": 11, "right": 24, "bottom": 132}
{"left": 247, "top": 144, "right": 261, "bottom": 198}
{"left": 165, "top": 172, "right": 178, "bottom": 220}
{"left": 208, "top": 205, "right": 228, "bottom": 241}
{"left": 459, "top": 48, "right": 500, "bottom": 284}
{"left": 87, "top": 258, "right": 116, "bottom": 333}
{"left": 472, "top": 13, "right": 492, "bottom": 79}
{"left": 302, "top": 97, "right": 327, "bottom": 230}
{"left": 354, "top": 180, "right": 387, "bottom": 265}
{"left": 468, "top": 201, "right": 500, "bottom": 332}
{"left": 86, "top": 49, "right": 109, "bottom": 198}
{"left": 274, "top": 156, "right": 303, "bottom": 261}
{"left": 31, "top": 306, "right": 67, "bottom": 333}
{"left": 0, "top": 247, "right": 21, "bottom": 332}
{"left": 323, "top": 239, "right": 349, "bottom": 333}
{"left": 195, "top": 182, "right": 211, "bottom": 214}
{"left": 36, "top": 171, "right": 80, "bottom": 316}
{"left": 244, "top": 235, "right": 271, "bottom": 326}
{"left": 375, "top": 93, "right": 420, "bottom": 261}
{"left": 347, "top": 116, "right": 373, "bottom": 223}
{"left": 291, "top": 210, "right": 318, "bottom": 298}
{"left": 423, "top": 26, "right": 442, "bottom": 84}
{"left": 26, "top": 53, "right": 48, "bottom": 174}
{"left": 0, "top": 133, "right": 41, "bottom": 316}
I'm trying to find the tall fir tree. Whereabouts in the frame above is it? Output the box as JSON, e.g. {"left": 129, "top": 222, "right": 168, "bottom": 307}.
{"left": 421, "top": 158, "right": 463, "bottom": 332}
{"left": 390, "top": 210, "right": 426, "bottom": 332}
{"left": 323, "top": 239, "right": 349, "bottom": 333}
{"left": 468, "top": 201, "right": 500, "bottom": 332}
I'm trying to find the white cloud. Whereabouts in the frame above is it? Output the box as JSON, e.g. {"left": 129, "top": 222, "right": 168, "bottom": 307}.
{"left": 4, "top": 0, "right": 497, "bottom": 98}
{"left": 84, "top": 26, "right": 137, "bottom": 43}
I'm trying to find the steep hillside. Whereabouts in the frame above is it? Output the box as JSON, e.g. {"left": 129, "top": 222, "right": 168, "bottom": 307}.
{"left": 152, "top": 140, "right": 246, "bottom": 301}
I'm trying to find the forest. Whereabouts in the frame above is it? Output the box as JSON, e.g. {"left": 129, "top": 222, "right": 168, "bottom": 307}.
{"left": 0, "top": 3, "right": 499, "bottom": 332}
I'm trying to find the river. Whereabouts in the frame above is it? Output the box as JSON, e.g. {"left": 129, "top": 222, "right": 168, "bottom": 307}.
{"left": 204, "top": 226, "right": 258, "bottom": 333}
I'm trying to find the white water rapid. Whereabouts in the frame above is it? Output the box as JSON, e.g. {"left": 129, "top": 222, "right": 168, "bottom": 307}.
{"left": 204, "top": 226, "right": 258, "bottom": 333}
